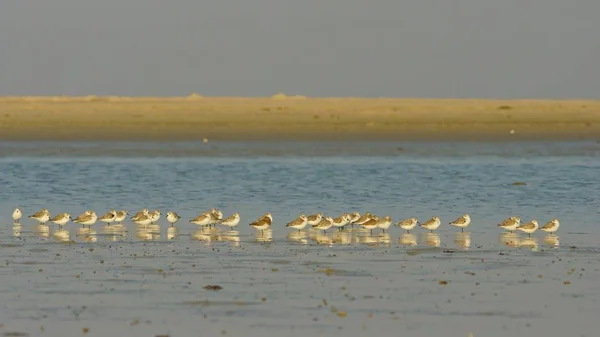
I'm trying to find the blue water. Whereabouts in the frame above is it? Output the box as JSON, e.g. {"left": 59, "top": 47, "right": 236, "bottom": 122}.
{"left": 1, "top": 141, "right": 599, "bottom": 337}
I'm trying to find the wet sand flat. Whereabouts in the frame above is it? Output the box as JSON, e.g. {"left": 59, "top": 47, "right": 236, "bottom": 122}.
{"left": 1, "top": 96, "right": 600, "bottom": 141}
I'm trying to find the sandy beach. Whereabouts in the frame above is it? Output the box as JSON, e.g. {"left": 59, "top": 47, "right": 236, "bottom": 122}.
{"left": 1, "top": 95, "right": 600, "bottom": 141}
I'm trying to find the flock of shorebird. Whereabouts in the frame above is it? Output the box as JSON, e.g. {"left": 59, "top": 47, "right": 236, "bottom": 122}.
{"left": 10, "top": 208, "right": 560, "bottom": 237}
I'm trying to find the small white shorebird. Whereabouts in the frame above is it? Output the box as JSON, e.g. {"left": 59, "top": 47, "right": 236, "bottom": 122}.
{"left": 498, "top": 216, "right": 520, "bottom": 232}
{"left": 73, "top": 210, "right": 98, "bottom": 228}
{"left": 99, "top": 210, "right": 117, "bottom": 226}
{"left": 249, "top": 213, "right": 273, "bottom": 233}
{"left": 376, "top": 216, "right": 393, "bottom": 233}
{"left": 166, "top": 211, "right": 181, "bottom": 227}
{"left": 133, "top": 212, "right": 152, "bottom": 227}
{"left": 361, "top": 216, "right": 380, "bottom": 235}
{"left": 114, "top": 210, "right": 128, "bottom": 224}
{"left": 396, "top": 217, "right": 418, "bottom": 233}
{"left": 517, "top": 220, "right": 539, "bottom": 237}
{"left": 355, "top": 213, "right": 374, "bottom": 226}
{"left": 313, "top": 216, "right": 334, "bottom": 234}
{"left": 540, "top": 219, "right": 560, "bottom": 235}
{"left": 208, "top": 208, "right": 223, "bottom": 227}
{"left": 29, "top": 208, "right": 50, "bottom": 225}
{"left": 131, "top": 209, "right": 150, "bottom": 222}
{"left": 220, "top": 212, "right": 241, "bottom": 229}
{"left": 332, "top": 214, "right": 351, "bottom": 231}
{"left": 12, "top": 208, "right": 22, "bottom": 224}
{"left": 286, "top": 214, "right": 308, "bottom": 232}
{"left": 190, "top": 212, "right": 213, "bottom": 227}
{"left": 306, "top": 213, "right": 323, "bottom": 227}
{"left": 449, "top": 214, "right": 471, "bottom": 232}
{"left": 150, "top": 209, "right": 161, "bottom": 225}
{"left": 349, "top": 211, "right": 361, "bottom": 225}
{"left": 50, "top": 213, "right": 71, "bottom": 228}
{"left": 419, "top": 216, "right": 441, "bottom": 232}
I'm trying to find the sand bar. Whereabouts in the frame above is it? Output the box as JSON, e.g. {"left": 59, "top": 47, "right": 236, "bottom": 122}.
{"left": 1, "top": 95, "right": 600, "bottom": 141}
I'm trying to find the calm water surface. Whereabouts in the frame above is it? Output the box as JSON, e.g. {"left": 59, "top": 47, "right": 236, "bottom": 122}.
{"left": 0, "top": 141, "right": 599, "bottom": 337}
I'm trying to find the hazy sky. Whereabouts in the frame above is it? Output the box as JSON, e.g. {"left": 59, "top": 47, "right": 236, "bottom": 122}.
{"left": 1, "top": 1, "right": 599, "bottom": 98}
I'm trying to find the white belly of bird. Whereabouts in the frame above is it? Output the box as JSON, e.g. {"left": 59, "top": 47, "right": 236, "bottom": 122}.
{"left": 53, "top": 218, "right": 69, "bottom": 226}
{"left": 400, "top": 222, "right": 417, "bottom": 230}
{"left": 115, "top": 215, "right": 127, "bottom": 222}
{"left": 315, "top": 223, "right": 332, "bottom": 231}
{"left": 135, "top": 217, "right": 152, "bottom": 227}
{"left": 36, "top": 214, "right": 50, "bottom": 224}
{"left": 377, "top": 220, "right": 392, "bottom": 230}
{"left": 192, "top": 218, "right": 212, "bottom": 226}
{"left": 362, "top": 223, "right": 378, "bottom": 230}
{"left": 307, "top": 218, "right": 321, "bottom": 226}
{"left": 100, "top": 218, "right": 114, "bottom": 224}
{"left": 252, "top": 223, "right": 270, "bottom": 230}
{"left": 79, "top": 217, "right": 97, "bottom": 226}
{"left": 222, "top": 218, "right": 240, "bottom": 227}
{"left": 518, "top": 224, "right": 538, "bottom": 234}
{"left": 541, "top": 223, "right": 559, "bottom": 233}
{"left": 288, "top": 221, "right": 307, "bottom": 230}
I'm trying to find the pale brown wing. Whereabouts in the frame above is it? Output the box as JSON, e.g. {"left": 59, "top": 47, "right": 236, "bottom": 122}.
{"left": 50, "top": 213, "right": 67, "bottom": 222}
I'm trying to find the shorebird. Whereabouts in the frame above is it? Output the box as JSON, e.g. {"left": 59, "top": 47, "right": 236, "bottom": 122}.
{"left": 166, "top": 211, "right": 181, "bottom": 227}
{"left": 286, "top": 214, "right": 308, "bottom": 232}
{"left": 306, "top": 213, "right": 323, "bottom": 227}
{"left": 99, "top": 210, "right": 117, "bottom": 226}
{"left": 220, "top": 212, "right": 241, "bottom": 228}
{"left": 249, "top": 213, "right": 272, "bottom": 233}
{"left": 150, "top": 209, "right": 161, "bottom": 224}
{"left": 540, "top": 219, "right": 560, "bottom": 235}
{"left": 355, "top": 213, "right": 374, "bottom": 226}
{"left": 498, "top": 216, "right": 520, "bottom": 232}
{"left": 134, "top": 212, "right": 152, "bottom": 227}
{"left": 73, "top": 210, "right": 98, "bottom": 228}
{"left": 361, "top": 217, "right": 379, "bottom": 235}
{"left": 376, "top": 216, "right": 393, "bottom": 233}
{"left": 449, "top": 214, "right": 471, "bottom": 232}
{"left": 114, "top": 210, "right": 128, "bottom": 224}
{"left": 419, "top": 216, "right": 441, "bottom": 232}
{"left": 190, "top": 212, "right": 213, "bottom": 227}
{"left": 50, "top": 213, "right": 71, "bottom": 228}
{"left": 349, "top": 211, "right": 361, "bottom": 226}
{"left": 131, "top": 209, "right": 150, "bottom": 222}
{"left": 517, "top": 220, "right": 539, "bottom": 238}
{"left": 313, "top": 216, "right": 334, "bottom": 234}
{"left": 332, "top": 214, "right": 351, "bottom": 231}
{"left": 12, "top": 208, "right": 22, "bottom": 224}
{"left": 396, "top": 217, "right": 418, "bottom": 233}
{"left": 29, "top": 208, "right": 50, "bottom": 225}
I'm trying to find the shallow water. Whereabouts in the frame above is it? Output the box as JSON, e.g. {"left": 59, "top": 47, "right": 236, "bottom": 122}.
{"left": 0, "top": 141, "right": 599, "bottom": 337}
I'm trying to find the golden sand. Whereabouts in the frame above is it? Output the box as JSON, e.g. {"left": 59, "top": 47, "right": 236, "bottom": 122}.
{"left": 1, "top": 95, "right": 599, "bottom": 141}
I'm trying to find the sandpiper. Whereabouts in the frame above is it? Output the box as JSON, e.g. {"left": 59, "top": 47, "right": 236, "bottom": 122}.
{"left": 449, "top": 214, "right": 471, "bottom": 232}
{"left": 190, "top": 212, "right": 213, "bottom": 227}
{"left": 50, "top": 213, "right": 71, "bottom": 228}
{"left": 286, "top": 214, "right": 308, "bottom": 232}
{"left": 150, "top": 209, "right": 161, "bottom": 224}
{"left": 220, "top": 212, "right": 241, "bottom": 228}
{"left": 517, "top": 220, "right": 539, "bottom": 238}
{"left": 396, "top": 217, "right": 418, "bottom": 233}
{"left": 29, "top": 208, "right": 50, "bottom": 225}
{"left": 498, "top": 216, "right": 520, "bottom": 232}
{"left": 114, "top": 210, "right": 128, "bottom": 224}
{"left": 166, "top": 211, "right": 181, "bottom": 227}
{"left": 73, "top": 210, "right": 98, "bottom": 228}
{"left": 249, "top": 213, "right": 272, "bottom": 233}
{"left": 361, "top": 217, "right": 379, "bottom": 235}
{"left": 99, "top": 210, "right": 117, "bottom": 226}
{"left": 419, "top": 216, "right": 441, "bottom": 232}
{"left": 376, "top": 216, "right": 393, "bottom": 233}
{"left": 306, "top": 213, "right": 323, "bottom": 227}
{"left": 313, "top": 216, "right": 334, "bottom": 234}
{"left": 12, "top": 208, "right": 22, "bottom": 224}
{"left": 540, "top": 219, "right": 560, "bottom": 235}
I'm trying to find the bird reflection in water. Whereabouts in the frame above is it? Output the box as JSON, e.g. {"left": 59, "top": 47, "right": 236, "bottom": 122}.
{"left": 103, "top": 224, "right": 127, "bottom": 242}
{"left": 499, "top": 232, "right": 520, "bottom": 248}
{"left": 13, "top": 224, "right": 22, "bottom": 238}
{"left": 53, "top": 229, "right": 71, "bottom": 243}
{"left": 137, "top": 224, "right": 160, "bottom": 241}
{"left": 34, "top": 224, "right": 50, "bottom": 239}
{"left": 287, "top": 231, "right": 308, "bottom": 245}
{"left": 543, "top": 235, "right": 560, "bottom": 248}
{"left": 256, "top": 229, "right": 273, "bottom": 243}
{"left": 518, "top": 237, "right": 539, "bottom": 251}
{"left": 377, "top": 233, "right": 391, "bottom": 246}
{"left": 193, "top": 227, "right": 217, "bottom": 245}
{"left": 455, "top": 232, "right": 471, "bottom": 249}
{"left": 217, "top": 230, "right": 241, "bottom": 247}
{"left": 313, "top": 232, "right": 333, "bottom": 246}
{"left": 78, "top": 227, "right": 97, "bottom": 243}
{"left": 167, "top": 226, "right": 178, "bottom": 240}
{"left": 421, "top": 232, "right": 441, "bottom": 247}
{"left": 332, "top": 231, "right": 352, "bottom": 245}
{"left": 398, "top": 233, "right": 417, "bottom": 247}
